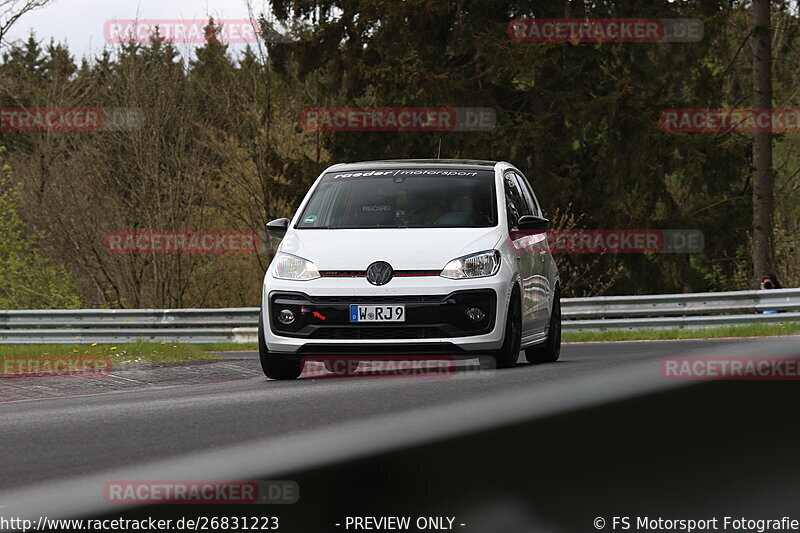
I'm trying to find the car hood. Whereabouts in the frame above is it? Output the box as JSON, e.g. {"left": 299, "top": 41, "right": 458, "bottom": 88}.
{"left": 278, "top": 227, "right": 503, "bottom": 270}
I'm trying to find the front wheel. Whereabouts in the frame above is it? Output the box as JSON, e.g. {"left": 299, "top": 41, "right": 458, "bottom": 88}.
{"left": 259, "top": 313, "right": 304, "bottom": 380}
{"left": 525, "top": 286, "right": 561, "bottom": 364}
{"left": 493, "top": 289, "right": 521, "bottom": 369}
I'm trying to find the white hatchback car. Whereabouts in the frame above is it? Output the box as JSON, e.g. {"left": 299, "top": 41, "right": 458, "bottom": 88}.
{"left": 259, "top": 160, "right": 560, "bottom": 379}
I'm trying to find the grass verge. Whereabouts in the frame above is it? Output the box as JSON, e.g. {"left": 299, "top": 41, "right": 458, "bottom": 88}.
{"left": 195, "top": 342, "right": 258, "bottom": 352}
{"left": 0, "top": 341, "right": 223, "bottom": 366}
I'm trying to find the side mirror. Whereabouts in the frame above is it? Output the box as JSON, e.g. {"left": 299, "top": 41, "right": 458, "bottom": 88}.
{"left": 517, "top": 215, "right": 550, "bottom": 231}
{"left": 266, "top": 218, "right": 290, "bottom": 238}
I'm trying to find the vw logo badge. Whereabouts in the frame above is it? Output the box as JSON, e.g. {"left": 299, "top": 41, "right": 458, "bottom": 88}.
{"left": 366, "top": 261, "right": 393, "bottom": 286}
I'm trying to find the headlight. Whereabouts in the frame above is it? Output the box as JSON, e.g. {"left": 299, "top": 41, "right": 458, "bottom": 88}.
{"left": 440, "top": 250, "right": 501, "bottom": 279}
{"left": 272, "top": 252, "right": 320, "bottom": 281}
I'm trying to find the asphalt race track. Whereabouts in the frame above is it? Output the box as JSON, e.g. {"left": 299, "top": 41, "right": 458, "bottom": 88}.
{"left": 0, "top": 339, "right": 752, "bottom": 487}
{"left": 2, "top": 337, "right": 800, "bottom": 531}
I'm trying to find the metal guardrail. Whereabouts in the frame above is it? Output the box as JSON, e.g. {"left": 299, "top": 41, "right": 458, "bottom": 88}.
{"left": 562, "top": 289, "right": 800, "bottom": 317}
{"left": 0, "top": 289, "right": 797, "bottom": 343}
{"left": 0, "top": 308, "right": 256, "bottom": 328}
{"left": 561, "top": 288, "right": 800, "bottom": 332}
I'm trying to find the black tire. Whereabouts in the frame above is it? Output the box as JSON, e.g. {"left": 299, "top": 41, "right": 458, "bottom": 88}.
{"left": 323, "top": 358, "right": 360, "bottom": 375}
{"left": 259, "top": 313, "right": 304, "bottom": 380}
{"left": 525, "top": 286, "right": 561, "bottom": 364}
{"left": 493, "top": 288, "right": 522, "bottom": 369}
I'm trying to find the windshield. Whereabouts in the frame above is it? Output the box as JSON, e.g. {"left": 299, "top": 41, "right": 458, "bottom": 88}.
{"left": 296, "top": 169, "right": 497, "bottom": 229}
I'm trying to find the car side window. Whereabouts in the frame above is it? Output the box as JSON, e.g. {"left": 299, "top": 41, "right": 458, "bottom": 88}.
{"left": 514, "top": 171, "right": 542, "bottom": 217}
{"left": 503, "top": 171, "right": 531, "bottom": 229}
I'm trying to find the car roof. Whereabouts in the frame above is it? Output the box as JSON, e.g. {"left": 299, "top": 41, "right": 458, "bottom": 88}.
{"left": 325, "top": 159, "right": 507, "bottom": 172}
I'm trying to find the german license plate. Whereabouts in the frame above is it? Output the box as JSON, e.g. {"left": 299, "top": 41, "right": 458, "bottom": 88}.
{"left": 349, "top": 304, "right": 405, "bottom": 322}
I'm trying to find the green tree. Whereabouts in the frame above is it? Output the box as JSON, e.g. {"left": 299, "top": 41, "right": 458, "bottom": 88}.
{"left": 269, "top": 0, "right": 751, "bottom": 295}
{"left": 0, "top": 146, "right": 81, "bottom": 309}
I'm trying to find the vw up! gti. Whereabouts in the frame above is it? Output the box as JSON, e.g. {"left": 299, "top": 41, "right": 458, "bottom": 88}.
{"left": 259, "top": 160, "right": 560, "bottom": 380}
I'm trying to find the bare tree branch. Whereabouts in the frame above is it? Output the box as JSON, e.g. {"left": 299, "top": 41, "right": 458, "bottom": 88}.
{"left": 0, "top": 0, "right": 51, "bottom": 47}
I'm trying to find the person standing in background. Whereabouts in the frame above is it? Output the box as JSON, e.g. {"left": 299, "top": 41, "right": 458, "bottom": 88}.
{"left": 760, "top": 273, "right": 784, "bottom": 314}
{"left": 760, "top": 273, "right": 783, "bottom": 290}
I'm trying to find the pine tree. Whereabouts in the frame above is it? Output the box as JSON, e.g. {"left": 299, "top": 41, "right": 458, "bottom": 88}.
{"left": 43, "top": 39, "right": 76, "bottom": 80}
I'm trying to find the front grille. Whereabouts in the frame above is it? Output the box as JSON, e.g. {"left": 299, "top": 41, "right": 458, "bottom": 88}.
{"left": 309, "top": 295, "right": 443, "bottom": 304}
{"left": 311, "top": 327, "right": 440, "bottom": 339}
{"left": 269, "top": 289, "right": 496, "bottom": 339}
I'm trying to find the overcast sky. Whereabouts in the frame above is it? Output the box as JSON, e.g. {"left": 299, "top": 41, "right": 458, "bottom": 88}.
{"left": 5, "top": 0, "right": 268, "bottom": 60}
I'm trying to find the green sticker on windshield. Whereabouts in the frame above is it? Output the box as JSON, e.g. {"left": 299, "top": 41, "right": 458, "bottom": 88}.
{"left": 303, "top": 215, "right": 318, "bottom": 223}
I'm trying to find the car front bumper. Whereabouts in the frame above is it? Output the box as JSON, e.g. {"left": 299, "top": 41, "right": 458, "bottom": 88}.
{"left": 262, "top": 275, "right": 514, "bottom": 355}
